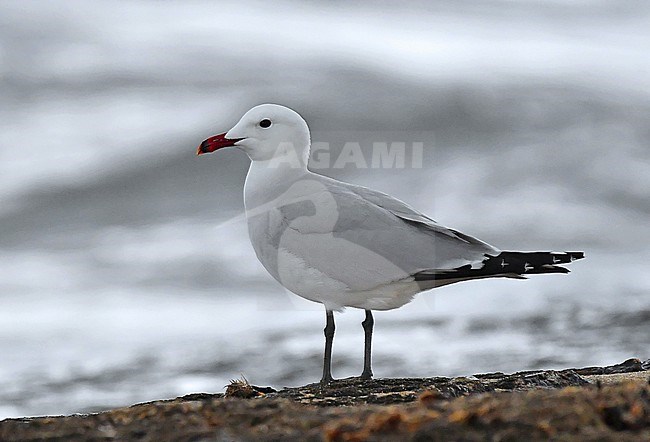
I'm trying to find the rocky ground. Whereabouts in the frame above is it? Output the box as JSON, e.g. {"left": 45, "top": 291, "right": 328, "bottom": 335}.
{"left": 1, "top": 359, "right": 649, "bottom": 441}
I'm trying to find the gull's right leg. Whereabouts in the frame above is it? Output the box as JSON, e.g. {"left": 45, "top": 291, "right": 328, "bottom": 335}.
{"left": 360, "top": 309, "right": 374, "bottom": 380}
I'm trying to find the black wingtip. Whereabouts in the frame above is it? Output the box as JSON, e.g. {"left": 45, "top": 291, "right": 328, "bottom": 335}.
{"left": 567, "top": 251, "right": 585, "bottom": 261}
{"left": 413, "top": 250, "right": 584, "bottom": 282}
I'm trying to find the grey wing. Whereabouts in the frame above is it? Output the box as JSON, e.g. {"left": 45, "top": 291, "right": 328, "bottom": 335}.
{"left": 315, "top": 179, "right": 500, "bottom": 278}
{"left": 251, "top": 174, "right": 502, "bottom": 293}
{"left": 343, "top": 181, "right": 500, "bottom": 255}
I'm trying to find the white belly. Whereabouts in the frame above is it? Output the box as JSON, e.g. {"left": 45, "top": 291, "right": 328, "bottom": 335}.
{"left": 269, "top": 231, "right": 423, "bottom": 311}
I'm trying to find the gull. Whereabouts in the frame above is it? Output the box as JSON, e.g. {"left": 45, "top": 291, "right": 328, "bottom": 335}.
{"left": 197, "top": 104, "right": 584, "bottom": 385}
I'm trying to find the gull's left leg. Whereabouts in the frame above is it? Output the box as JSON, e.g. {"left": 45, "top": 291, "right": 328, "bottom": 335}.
{"left": 320, "top": 309, "right": 335, "bottom": 385}
{"left": 361, "top": 309, "right": 374, "bottom": 380}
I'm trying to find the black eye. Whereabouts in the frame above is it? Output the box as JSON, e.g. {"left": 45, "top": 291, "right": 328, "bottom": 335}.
{"left": 259, "top": 118, "right": 272, "bottom": 128}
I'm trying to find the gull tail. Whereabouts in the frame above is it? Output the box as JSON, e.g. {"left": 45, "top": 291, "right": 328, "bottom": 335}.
{"left": 414, "top": 251, "right": 585, "bottom": 283}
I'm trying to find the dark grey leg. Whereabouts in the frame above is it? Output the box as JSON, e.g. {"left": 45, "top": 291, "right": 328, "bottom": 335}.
{"left": 320, "top": 309, "right": 335, "bottom": 385}
{"left": 361, "top": 309, "right": 374, "bottom": 380}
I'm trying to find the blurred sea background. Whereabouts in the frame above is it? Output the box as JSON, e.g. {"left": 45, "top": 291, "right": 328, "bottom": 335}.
{"left": 1, "top": 0, "right": 649, "bottom": 418}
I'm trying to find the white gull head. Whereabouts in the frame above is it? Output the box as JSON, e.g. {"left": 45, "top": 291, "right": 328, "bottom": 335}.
{"left": 198, "top": 104, "right": 311, "bottom": 165}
